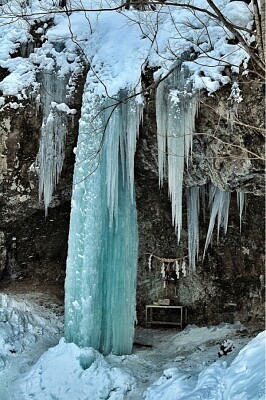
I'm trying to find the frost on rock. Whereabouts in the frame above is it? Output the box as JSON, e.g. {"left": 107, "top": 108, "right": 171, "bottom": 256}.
{"left": 156, "top": 64, "right": 198, "bottom": 243}
{"left": 65, "top": 85, "right": 141, "bottom": 355}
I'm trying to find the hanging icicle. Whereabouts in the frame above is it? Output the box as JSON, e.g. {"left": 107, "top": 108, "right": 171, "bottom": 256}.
{"left": 237, "top": 191, "right": 246, "bottom": 233}
{"left": 36, "top": 71, "right": 75, "bottom": 216}
{"left": 156, "top": 64, "right": 198, "bottom": 243}
{"left": 187, "top": 186, "right": 200, "bottom": 271}
{"left": 203, "top": 184, "right": 231, "bottom": 259}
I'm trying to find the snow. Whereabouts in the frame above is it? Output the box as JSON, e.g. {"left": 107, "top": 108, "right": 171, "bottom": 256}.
{"left": 0, "top": 292, "right": 264, "bottom": 400}
{"left": 0, "top": 0, "right": 254, "bottom": 102}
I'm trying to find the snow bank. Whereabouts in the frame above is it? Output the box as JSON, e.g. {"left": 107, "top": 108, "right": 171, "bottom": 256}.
{"left": 16, "top": 338, "right": 136, "bottom": 400}
{"left": 0, "top": 293, "right": 62, "bottom": 355}
{"left": 0, "top": 296, "right": 264, "bottom": 400}
{"left": 144, "top": 331, "right": 265, "bottom": 400}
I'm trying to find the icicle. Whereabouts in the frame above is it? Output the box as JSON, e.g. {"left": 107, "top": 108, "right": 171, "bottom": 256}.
{"left": 203, "top": 184, "right": 231, "bottom": 258}
{"left": 187, "top": 186, "right": 200, "bottom": 271}
{"left": 148, "top": 254, "right": 153, "bottom": 271}
{"left": 181, "top": 260, "right": 187, "bottom": 277}
{"left": 156, "top": 64, "right": 198, "bottom": 242}
{"left": 237, "top": 191, "right": 246, "bottom": 233}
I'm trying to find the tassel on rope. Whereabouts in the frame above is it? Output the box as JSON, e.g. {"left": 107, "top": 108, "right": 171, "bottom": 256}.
{"left": 176, "top": 260, "right": 180, "bottom": 279}
{"left": 148, "top": 254, "right": 153, "bottom": 271}
{"left": 182, "top": 260, "right": 187, "bottom": 277}
{"left": 161, "top": 262, "right": 165, "bottom": 279}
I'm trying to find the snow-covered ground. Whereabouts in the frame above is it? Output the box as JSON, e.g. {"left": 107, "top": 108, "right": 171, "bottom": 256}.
{"left": 0, "top": 292, "right": 264, "bottom": 400}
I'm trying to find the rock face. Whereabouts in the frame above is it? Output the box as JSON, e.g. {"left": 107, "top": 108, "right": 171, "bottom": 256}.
{"left": 0, "top": 69, "right": 86, "bottom": 286}
{"left": 0, "top": 61, "right": 264, "bottom": 326}
{"left": 134, "top": 70, "right": 265, "bottom": 325}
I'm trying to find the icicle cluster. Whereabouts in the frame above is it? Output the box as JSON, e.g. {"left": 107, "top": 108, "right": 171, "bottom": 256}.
{"left": 65, "top": 87, "right": 142, "bottom": 356}
{"left": 156, "top": 65, "right": 198, "bottom": 242}
{"left": 36, "top": 72, "right": 70, "bottom": 215}
{"left": 103, "top": 90, "right": 143, "bottom": 223}
{"left": 186, "top": 184, "right": 247, "bottom": 266}
{"left": 203, "top": 184, "right": 231, "bottom": 258}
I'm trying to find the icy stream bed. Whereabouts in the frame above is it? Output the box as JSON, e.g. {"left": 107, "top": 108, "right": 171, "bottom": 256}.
{"left": 0, "top": 292, "right": 264, "bottom": 400}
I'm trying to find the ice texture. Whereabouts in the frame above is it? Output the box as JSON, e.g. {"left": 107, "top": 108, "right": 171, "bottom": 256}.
{"left": 64, "top": 86, "right": 140, "bottom": 355}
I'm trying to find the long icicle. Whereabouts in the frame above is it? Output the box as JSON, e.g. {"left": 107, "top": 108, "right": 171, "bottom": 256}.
{"left": 203, "top": 184, "right": 231, "bottom": 259}
{"left": 237, "top": 191, "right": 246, "bottom": 233}
{"left": 187, "top": 186, "right": 200, "bottom": 271}
{"left": 156, "top": 64, "right": 198, "bottom": 242}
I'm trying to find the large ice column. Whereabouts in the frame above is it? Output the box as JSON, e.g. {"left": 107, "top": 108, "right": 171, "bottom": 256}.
{"left": 65, "top": 87, "right": 141, "bottom": 355}
{"left": 156, "top": 65, "right": 198, "bottom": 242}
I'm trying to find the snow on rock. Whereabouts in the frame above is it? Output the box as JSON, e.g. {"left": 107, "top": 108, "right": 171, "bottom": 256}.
{"left": 15, "top": 338, "right": 136, "bottom": 400}
{"left": 0, "top": 0, "right": 254, "bottom": 99}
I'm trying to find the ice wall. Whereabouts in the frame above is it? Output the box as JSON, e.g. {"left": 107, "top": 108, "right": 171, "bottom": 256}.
{"left": 65, "top": 87, "right": 141, "bottom": 355}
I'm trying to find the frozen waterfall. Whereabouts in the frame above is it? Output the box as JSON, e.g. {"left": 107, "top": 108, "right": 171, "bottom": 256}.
{"left": 64, "top": 87, "right": 141, "bottom": 355}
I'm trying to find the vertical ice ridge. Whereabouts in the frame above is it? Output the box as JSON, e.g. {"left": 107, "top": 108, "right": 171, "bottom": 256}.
{"left": 156, "top": 65, "right": 198, "bottom": 242}
{"left": 187, "top": 186, "right": 200, "bottom": 271}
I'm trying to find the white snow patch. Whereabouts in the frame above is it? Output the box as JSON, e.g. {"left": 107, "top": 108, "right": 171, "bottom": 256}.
{"left": 15, "top": 338, "right": 136, "bottom": 400}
